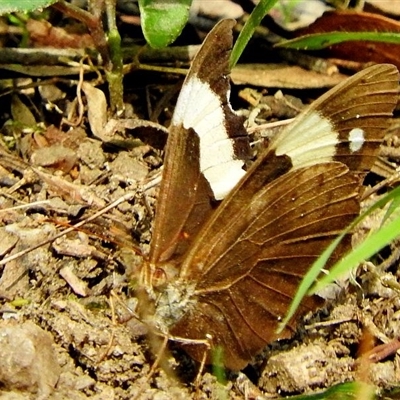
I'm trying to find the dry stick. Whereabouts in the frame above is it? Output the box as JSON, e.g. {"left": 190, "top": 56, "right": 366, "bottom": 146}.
{"left": 61, "top": 56, "right": 87, "bottom": 127}
{"left": 131, "top": 332, "right": 211, "bottom": 400}
{"left": 246, "top": 117, "right": 294, "bottom": 134}
{"left": 365, "top": 339, "right": 400, "bottom": 363}
{"left": 361, "top": 169, "right": 400, "bottom": 201}
{"left": 0, "top": 200, "right": 51, "bottom": 212}
{"left": 52, "top": 0, "right": 110, "bottom": 67}
{"left": 97, "top": 295, "right": 116, "bottom": 363}
{"left": 0, "top": 193, "right": 133, "bottom": 266}
{"left": 0, "top": 45, "right": 200, "bottom": 71}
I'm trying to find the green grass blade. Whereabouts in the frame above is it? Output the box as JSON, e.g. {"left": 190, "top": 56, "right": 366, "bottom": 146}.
{"left": 285, "top": 381, "right": 375, "bottom": 399}
{"left": 313, "top": 204, "right": 400, "bottom": 293}
{"left": 276, "top": 31, "right": 400, "bottom": 50}
{"left": 382, "top": 192, "right": 400, "bottom": 226}
{"left": 278, "top": 184, "right": 400, "bottom": 333}
{"left": 230, "top": 0, "right": 280, "bottom": 69}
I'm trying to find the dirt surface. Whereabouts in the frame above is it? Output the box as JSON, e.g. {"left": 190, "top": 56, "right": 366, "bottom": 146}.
{"left": 1, "top": 21, "right": 400, "bottom": 400}
{"left": 0, "top": 76, "right": 399, "bottom": 399}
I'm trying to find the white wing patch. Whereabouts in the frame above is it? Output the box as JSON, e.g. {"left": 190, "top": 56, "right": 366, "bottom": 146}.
{"left": 172, "top": 76, "right": 245, "bottom": 200}
{"left": 348, "top": 128, "right": 365, "bottom": 152}
{"left": 273, "top": 110, "right": 339, "bottom": 169}
{"left": 203, "top": 161, "right": 246, "bottom": 200}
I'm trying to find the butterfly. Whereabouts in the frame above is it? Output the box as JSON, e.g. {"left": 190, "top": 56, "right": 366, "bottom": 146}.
{"left": 136, "top": 19, "right": 399, "bottom": 370}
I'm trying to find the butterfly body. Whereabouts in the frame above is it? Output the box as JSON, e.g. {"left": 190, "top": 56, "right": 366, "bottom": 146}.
{"left": 137, "top": 20, "right": 399, "bottom": 370}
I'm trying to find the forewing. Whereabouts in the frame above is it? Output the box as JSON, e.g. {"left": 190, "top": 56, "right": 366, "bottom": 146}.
{"left": 271, "top": 64, "right": 399, "bottom": 173}
{"left": 149, "top": 19, "right": 250, "bottom": 264}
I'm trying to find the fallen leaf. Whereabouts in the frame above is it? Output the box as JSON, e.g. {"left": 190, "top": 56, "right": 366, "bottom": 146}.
{"left": 295, "top": 11, "right": 400, "bottom": 68}
{"left": 82, "top": 82, "right": 108, "bottom": 140}
{"left": 231, "top": 63, "right": 346, "bottom": 89}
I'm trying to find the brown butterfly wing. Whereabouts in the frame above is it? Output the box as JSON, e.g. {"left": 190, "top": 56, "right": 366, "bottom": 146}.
{"left": 169, "top": 65, "right": 399, "bottom": 369}
{"left": 149, "top": 20, "right": 250, "bottom": 264}
{"left": 271, "top": 64, "right": 399, "bottom": 173}
{"left": 171, "top": 162, "right": 358, "bottom": 369}
{"left": 177, "top": 64, "right": 398, "bottom": 282}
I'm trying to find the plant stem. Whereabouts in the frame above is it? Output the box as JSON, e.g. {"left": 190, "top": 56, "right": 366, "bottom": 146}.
{"left": 53, "top": 0, "right": 125, "bottom": 115}
{"left": 52, "top": 0, "right": 110, "bottom": 66}
{"left": 105, "top": 0, "right": 124, "bottom": 115}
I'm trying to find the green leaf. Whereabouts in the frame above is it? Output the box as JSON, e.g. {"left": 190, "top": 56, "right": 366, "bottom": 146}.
{"left": 286, "top": 381, "right": 375, "bottom": 399}
{"left": 276, "top": 31, "right": 400, "bottom": 50}
{"left": 138, "top": 0, "right": 191, "bottom": 49}
{"left": 0, "top": 0, "right": 57, "bottom": 14}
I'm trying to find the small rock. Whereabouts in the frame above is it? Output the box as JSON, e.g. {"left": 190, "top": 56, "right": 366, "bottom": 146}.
{"left": 0, "top": 229, "right": 18, "bottom": 257}
{"left": 31, "top": 144, "right": 77, "bottom": 173}
{"left": 260, "top": 342, "right": 353, "bottom": 394}
{"left": 109, "top": 151, "right": 148, "bottom": 182}
{"left": 77, "top": 140, "right": 106, "bottom": 169}
{"left": 0, "top": 321, "right": 60, "bottom": 399}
